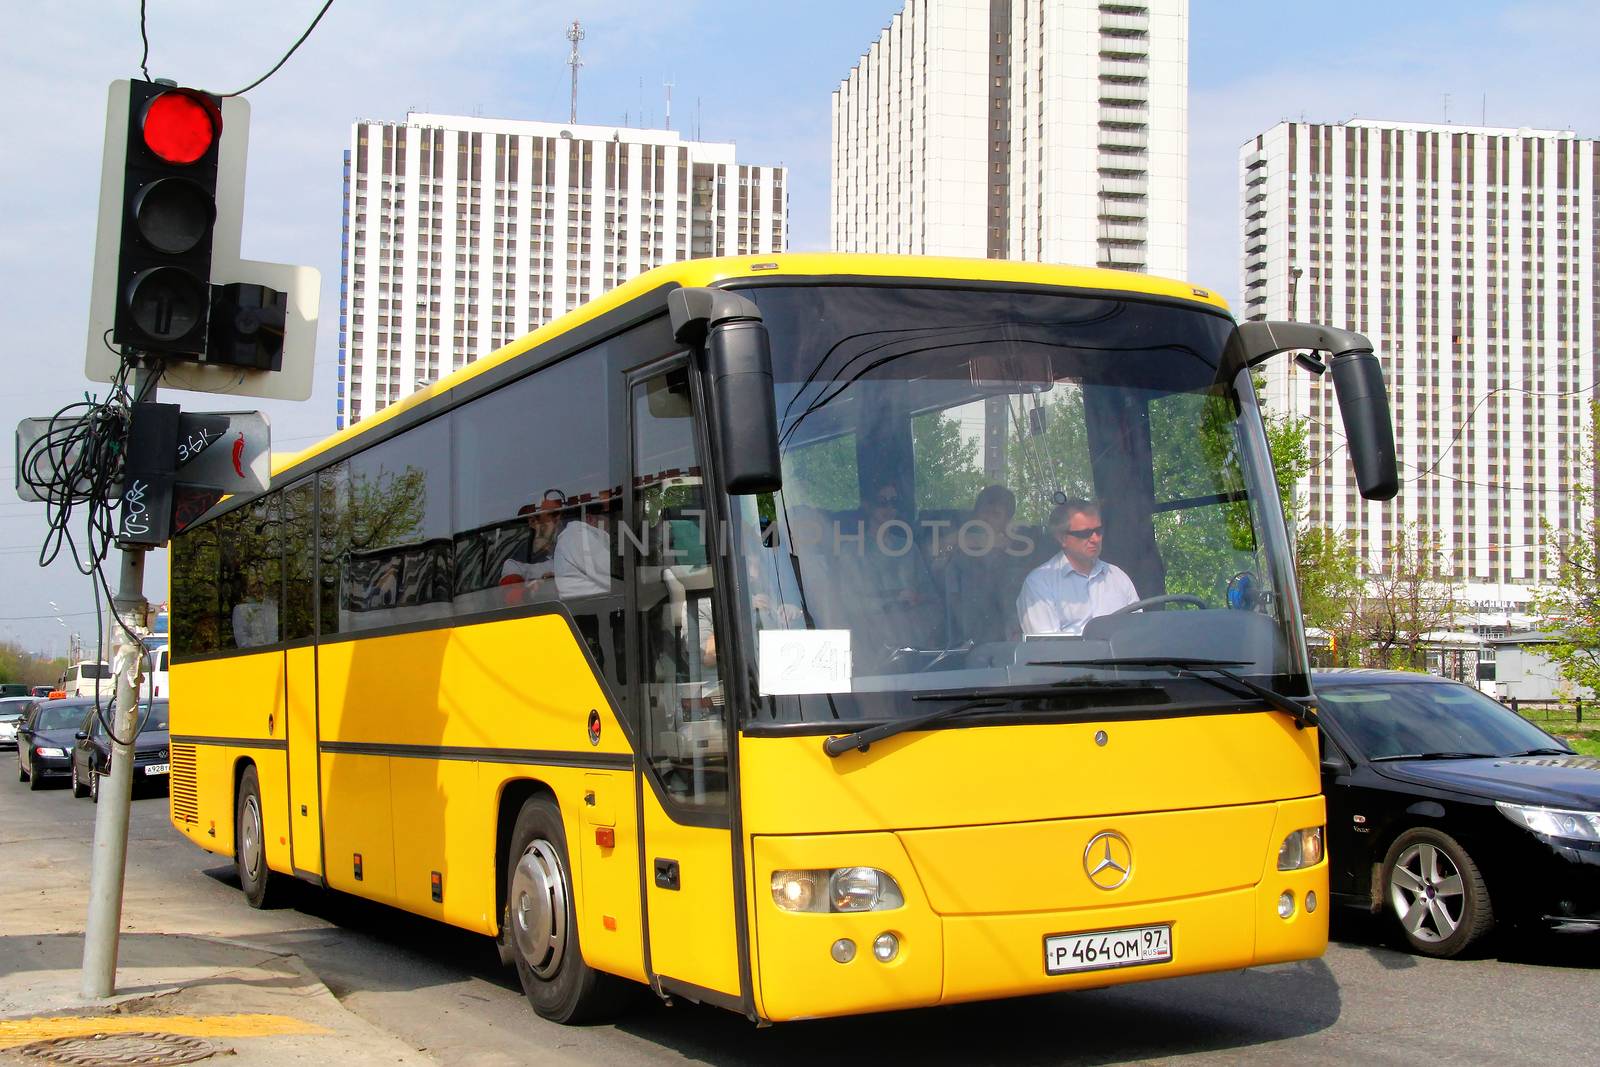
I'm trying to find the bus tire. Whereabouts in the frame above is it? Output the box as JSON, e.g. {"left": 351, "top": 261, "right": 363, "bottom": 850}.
{"left": 505, "top": 796, "right": 630, "bottom": 1024}
{"left": 235, "top": 764, "right": 280, "bottom": 909}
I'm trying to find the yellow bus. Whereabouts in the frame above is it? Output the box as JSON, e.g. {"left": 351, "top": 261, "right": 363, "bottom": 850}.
{"left": 168, "top": 254, "right": 1397, "bottom": 1024}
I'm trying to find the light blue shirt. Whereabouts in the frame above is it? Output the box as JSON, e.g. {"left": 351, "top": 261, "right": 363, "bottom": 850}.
{"left": 1016, "top": 554, "right": 1139, "bottom": 636}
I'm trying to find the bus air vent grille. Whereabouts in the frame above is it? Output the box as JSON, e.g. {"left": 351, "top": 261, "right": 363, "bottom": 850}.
{"left": 170, "top": 743, "right": 199, "bottom": 824}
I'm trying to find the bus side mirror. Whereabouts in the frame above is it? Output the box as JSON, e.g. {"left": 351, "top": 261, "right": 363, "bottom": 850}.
{"left": 668, "top": 287, "right": 783, "bottom": 496}
{"left": 1327, "top": 348, "right": 1397, "bottom": 501}
{"left": 1232, "top": 321, "right": 1398, "bottom": 501}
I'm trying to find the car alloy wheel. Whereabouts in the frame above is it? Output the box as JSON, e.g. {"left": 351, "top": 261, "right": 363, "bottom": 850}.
{"left": 1390, "top": 839, "right": 1465, "bottom": 943}
{"left": 1383, "top": 826, "right": 1493, "bottom": 958}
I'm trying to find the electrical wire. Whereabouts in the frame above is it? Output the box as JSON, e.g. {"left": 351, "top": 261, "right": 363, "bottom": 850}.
{"left": 138, "top": 0, "right": 152, "bottom": 81}
{"left": 221, "top": 0, "right": 336, "bottom": 98}
{"left": 17, "top": 346, "right": 163, "bottom": 747}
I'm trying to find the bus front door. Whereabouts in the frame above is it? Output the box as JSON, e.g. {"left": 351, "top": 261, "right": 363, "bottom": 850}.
{"left": 629, "top": 363, "right": 744, "bottom": 1008}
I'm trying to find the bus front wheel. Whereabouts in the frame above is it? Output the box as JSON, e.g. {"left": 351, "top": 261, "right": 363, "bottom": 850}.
{"left": 235, "top": 764, "right": 280, "bottom": 909}
{"left": 504, "top": 796, "right": 630, "bottom": 1024}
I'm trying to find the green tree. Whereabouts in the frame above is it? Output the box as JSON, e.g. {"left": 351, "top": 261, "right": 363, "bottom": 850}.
{"left": 1265, "top": 410, "right": 1310, "bottom": 528}
{"left": 1351, "top": 526, "right": 1459, "bottom": 670}
{"left": 1005, "top": 389, "right": 1092, "bottom": 525}
{"left": 1530, "top": 401, "right": 1600, "bottom": 693}
{"left": 911, "top": 409, "right": 984, "bottom": 513}
{"left": 784, "top": 434, "right": 858, "bottom": 511}
{"left": 1295, "top": 526, "right": 1364, "bottom": 664}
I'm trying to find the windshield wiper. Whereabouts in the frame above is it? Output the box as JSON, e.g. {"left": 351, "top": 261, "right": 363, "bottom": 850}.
{"left": 1503, "top": 747, "right": 1574, "bottom": 757}
{"left": 1031, "top": 656, "right": 1318, "bottom": 730}
{"left": 1370, "top": 751, "right": 1497, "bottom": 762}
{"left": 822, "top": 683, "right": 1157, "bottom": 758}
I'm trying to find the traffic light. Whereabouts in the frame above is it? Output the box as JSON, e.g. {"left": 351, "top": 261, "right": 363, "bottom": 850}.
{"left": 116, "top": 405, "right": 271, "bottom": 549}
{"left": 113, "top": 81, "right": 223, "bottom": 357}
{"left": 119, "top": 402, "right": 181, "bottom": 547}
{"left": 88, "top": 81, "right": 320, "bottom": 401}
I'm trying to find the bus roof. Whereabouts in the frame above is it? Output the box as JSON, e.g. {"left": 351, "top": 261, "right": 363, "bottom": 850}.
{"left": 275, "top": 253, "right": 1232, "bottom": 478}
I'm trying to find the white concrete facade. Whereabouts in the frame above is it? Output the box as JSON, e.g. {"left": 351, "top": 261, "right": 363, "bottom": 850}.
{"left": 1243, "top": 120, "right": 1597, "bottom": 615}
{"left": 832, "top": 0, "right": 1187, "bottom": 278}
{"left": 338, "top": 115, "right": 788, "bottom": 427}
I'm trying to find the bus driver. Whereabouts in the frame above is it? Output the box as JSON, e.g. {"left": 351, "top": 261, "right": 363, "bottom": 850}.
{"left": 1016, "top": 498, "right": 1138, "bottom": 636}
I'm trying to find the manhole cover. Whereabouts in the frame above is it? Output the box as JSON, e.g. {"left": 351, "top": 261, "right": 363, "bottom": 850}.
{"left": 11, "top": 1031, "right": 220, "bottom": 1066}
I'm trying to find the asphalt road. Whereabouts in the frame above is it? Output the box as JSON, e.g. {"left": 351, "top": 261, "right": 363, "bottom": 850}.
{"left": 5, "top": 772, "right": 1596, "bottom": 1065}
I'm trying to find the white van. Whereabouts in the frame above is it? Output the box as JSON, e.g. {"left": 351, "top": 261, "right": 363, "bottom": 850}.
{"left": 58, "top": 660, "right": 113, "bottom": 698}
{"left": 143, "top": 646, "right": 169, "bottom": 699}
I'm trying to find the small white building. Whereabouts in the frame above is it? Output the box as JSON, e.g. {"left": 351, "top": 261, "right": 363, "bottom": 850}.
{"left": 1486, "top": 631, "right": 1595, "bottom": 702}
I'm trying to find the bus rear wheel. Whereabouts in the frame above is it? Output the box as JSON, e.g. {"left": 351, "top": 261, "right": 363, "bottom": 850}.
{"left": 504, "top": 796, "right": 630, "bottom": 1024}
{"left": 235, "top": 764, "right": 280, "bottom": 909}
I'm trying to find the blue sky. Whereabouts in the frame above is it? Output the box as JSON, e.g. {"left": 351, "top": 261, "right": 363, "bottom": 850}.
{"left": 1, "top": 0, "right": 1595, "bottom": 655}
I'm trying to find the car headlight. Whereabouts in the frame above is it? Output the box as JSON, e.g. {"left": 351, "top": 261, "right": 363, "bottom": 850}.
{"left": 35, "top": 746, "right": 67, "bottom": 758}
{"left": 1277, "top": 826, "right": 1324, "bottom": 870}
{"left": 771, "top": 867, "right": 905, "bottom": 912}
{"left": 1495, "top": 801, "right": 1600, "bottom": 844}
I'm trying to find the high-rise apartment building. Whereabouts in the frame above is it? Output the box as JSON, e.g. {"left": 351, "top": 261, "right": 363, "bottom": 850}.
{"left": 831, "top": 0, "right": 1187, "bottom": 277}
{"left": 1243, "top": 120, "right": 1596, "bottom": 626}
{"left": 338, "top": 115, "right": 788, "bottom": 427}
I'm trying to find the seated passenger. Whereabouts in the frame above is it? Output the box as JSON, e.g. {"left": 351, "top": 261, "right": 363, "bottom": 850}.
{"left": 944, "top": 485, "right": 1028, "bottom": 644}
{"left": 499, "top": 492, "right": 562, "bottom": 602}
{"left": 1016, "top": 498, "right": 1138, "bottom": 636}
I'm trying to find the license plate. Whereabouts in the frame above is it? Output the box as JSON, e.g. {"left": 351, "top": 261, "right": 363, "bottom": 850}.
{"left": 144, "top": 763, "right": 169, "bottom": 776}
{"left": 1044, "top": 923, "right": 1172, "bottom": 975}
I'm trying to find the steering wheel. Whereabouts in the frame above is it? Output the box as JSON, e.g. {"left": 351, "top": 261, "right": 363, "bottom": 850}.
{"left": 1107, "top": 594, "right": 1209, "bottom": 617}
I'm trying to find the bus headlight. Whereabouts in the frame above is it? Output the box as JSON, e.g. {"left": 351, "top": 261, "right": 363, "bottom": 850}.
{"left": 771, "top": 867, "right": 905, "bottom": 912}
{"left": 1277, "top": 827, "right": 1324, "bottom": 870}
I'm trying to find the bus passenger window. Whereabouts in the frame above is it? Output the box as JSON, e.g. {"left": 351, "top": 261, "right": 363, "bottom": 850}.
{"left": 226, "top": 498, "right": 280, "bottom": 649}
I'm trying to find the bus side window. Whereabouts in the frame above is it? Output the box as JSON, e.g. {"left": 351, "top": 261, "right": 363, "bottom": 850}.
{"left": 632, "top": 367, "right": 727, "bottom": 812}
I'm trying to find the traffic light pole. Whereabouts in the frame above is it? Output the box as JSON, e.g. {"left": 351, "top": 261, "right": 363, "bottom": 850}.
{"left": 80, "top": 368, "right": 157, "bottom": 1000}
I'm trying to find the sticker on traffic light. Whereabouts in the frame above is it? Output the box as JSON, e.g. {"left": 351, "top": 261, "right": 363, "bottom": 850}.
{"left": 114, "top": 81, "right": 223, "bottom": 356}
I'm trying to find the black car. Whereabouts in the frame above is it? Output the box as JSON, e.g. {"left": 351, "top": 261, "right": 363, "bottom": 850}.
{"left": 70, "top": 699, "right": 170, "bottom": 801}
{"left": 1315, "top": 669, "right": 1600, "bottom": 957}
{"left": 15, "top": 698, "right": 97, "bottom": 790}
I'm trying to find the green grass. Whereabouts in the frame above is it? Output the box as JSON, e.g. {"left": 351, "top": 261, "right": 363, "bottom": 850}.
{"left": 1567, "top": 734, "right": 1600, "bottom": 758}
{"left": 1511, "top": 708, "right": 1599, "bottom": 757}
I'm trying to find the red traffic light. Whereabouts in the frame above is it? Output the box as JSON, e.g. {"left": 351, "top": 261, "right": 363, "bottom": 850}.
{"left": 141, "top": 90, "right": 220, "bottom": 165}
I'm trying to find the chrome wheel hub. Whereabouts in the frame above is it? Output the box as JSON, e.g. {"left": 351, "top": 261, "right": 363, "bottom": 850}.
{"left": 509, "top": 838, "right": 568, "bottom": 979}
{"left": 1390, "top": 842, "right": 1465, "bottom": 942}
{"left": 240, "top": 795, "right": 263, "bottom": 882}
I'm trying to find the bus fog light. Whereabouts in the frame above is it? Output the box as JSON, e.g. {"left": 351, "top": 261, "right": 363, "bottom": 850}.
{"left": 1305, "top": 891, "right": 1318, "bottom": 914}
{"left": 1277, "top": 827, "right": 1324, "bottom": 870}
{"left": 831, "top": 938, "right": 856, "bottom": 963}
{"left": 872, "top": 932, "right": 899, "bottom": 962}
{"left": 1277, "top": 891, "right": 1296, "bottom": 919}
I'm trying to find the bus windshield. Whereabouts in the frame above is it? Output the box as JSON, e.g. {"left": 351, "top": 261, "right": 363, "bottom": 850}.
{"left": 726, "top": 284, "right": 1305, "bottom": 725}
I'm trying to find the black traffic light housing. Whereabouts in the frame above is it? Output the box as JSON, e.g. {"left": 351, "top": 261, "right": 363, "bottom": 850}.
{"left": 113, "top": 81, "right": 223, "bottom": 357}
{"left": 209, "top": 283, "right": 288, "bottom": 371}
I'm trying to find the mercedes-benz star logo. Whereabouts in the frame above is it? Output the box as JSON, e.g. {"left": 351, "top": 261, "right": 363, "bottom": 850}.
{"left": 1083, "top": 830, "right": 1133, "bottom": 890}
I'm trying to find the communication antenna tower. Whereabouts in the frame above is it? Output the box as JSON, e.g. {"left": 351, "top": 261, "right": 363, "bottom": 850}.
{"left": 665, "top": 78, "right": 674, "bottom": 130}
{"left": 566, "top": 20, "right": 585, "bottom": 124}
